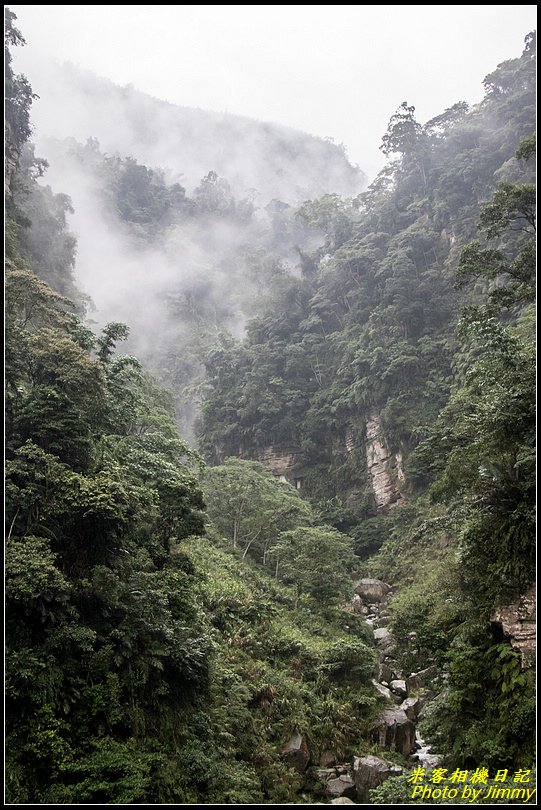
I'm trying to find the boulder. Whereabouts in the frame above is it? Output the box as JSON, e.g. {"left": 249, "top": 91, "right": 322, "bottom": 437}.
{"left": 354, "top": 579, "right": 391, "bottom": 603}
{"left": 326, "top": 775, "right": 356, "bottom": 800}
{"left": 373, "top": 627, "right": 397, "bottom": 655}
{"left": 406, "top": 665, "right": 438, "bottom": 693}
{"left": 316, "top": 769, "right": 337, "bottom": 780}
{"left": 282, "top": 732, "right": 310, "bottom": 772}
{"left": 330, "top": 799, "right": 356, "bottom": 805}
{"left": 400, "top": 696, "right": 421, "bottom": 721}
{"left": 372, "top": 707, "right": 416, "bottom": 756}
{"left": 389, "top": 679, "right": 408, "bottom": 698}
{"left": 371, "top": 679, "right": 393, "bottom": 701}
{"left": 354, "top": 755, "right": 402, "bottom": 803}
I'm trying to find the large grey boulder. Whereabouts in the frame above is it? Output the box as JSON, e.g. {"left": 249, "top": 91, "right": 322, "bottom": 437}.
{"left": 372, "top": 707, "right": 416, "bottom": 755}
{"left": 354, "top": 755, "right": 402, "bottom": 803}
{"left": 316, "top": 768, "right": 337, "bottom": 780}
{"left": 371, "top": 679, "right": 394, "bottom": 701}
{"left": 406, "top": 665, "right": 438, "bottom": 693}
{"left": 389, "top": 679, "right": 408, "bottom": 698}
{"left": 326, "top": 775, "right": 356, "bottom": 800}
{"left": 354, "top": 578, "right": 391, "bottom": 603}
{"left": 282, "top": 731, "right": 310, "bottom": 772}
{"left": 373, "top": 627, "right": 397, "bottom": 656}
{"left": 400, "top": 696, "right": 421, "bottom": 721}
{"left": 330, "top": 798, "right": 356, "bottom": 805}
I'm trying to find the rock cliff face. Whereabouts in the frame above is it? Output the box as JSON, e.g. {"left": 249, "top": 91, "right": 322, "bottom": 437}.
{"left": 493, "top": 584, "right": 536, "bottom": 667}
{"left": 255, "top": 446, "right": 303, "bottom": 487}
{"left": 254, "top": 414, "right": 406, "bottom": 508}
{"left": 365, "top": 415, "right": 404, "bottom": 510}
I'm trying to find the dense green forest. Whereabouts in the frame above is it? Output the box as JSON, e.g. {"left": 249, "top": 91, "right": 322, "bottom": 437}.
{"left": 5, "top": 8, "right": 536, "bottom": 804}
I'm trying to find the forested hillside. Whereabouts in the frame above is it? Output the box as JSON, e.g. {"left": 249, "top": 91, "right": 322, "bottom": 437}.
{"left": 5, "top": 7, "right": 536, "bottom": 804}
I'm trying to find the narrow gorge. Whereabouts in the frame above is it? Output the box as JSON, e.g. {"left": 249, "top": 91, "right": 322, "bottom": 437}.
{"left": 5, "top": 8, "right": 536, "bottom": 804}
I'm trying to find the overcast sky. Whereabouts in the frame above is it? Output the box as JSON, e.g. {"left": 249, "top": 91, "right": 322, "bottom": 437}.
{"left": 9, "top": 4, "right": 537, "bottom": 180}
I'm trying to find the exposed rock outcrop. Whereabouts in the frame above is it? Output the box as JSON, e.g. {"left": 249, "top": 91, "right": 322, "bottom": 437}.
{"left": 371, "top": 679, "right": 396, "bottom": 702}
{"left": 364, "top": 415, "right": 404, "bottom": 510}
{"left": 492, "top": 584, "right": 536, "bottom": 667}
{"left": 255, "top": 445, "right": 302, "bottom": 486}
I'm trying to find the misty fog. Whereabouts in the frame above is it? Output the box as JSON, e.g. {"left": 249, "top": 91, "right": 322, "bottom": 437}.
{"left": 24, "top": 64, "right": 365, "bottom": 436}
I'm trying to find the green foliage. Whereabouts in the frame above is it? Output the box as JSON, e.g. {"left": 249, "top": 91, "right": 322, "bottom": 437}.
{"left": 193, "top": 170, "right": 238, "bottom": 217}
{"left": 429, "top": 315, "right": 535, "bottom": 602}
{"left": 10, "top": 145, "right": 81, "bottom": 300}
{"left": 296, "top": 193, "right": 356, "bottom": 250}
{"left": 455, "top": 151, "right": 536, "bottom": 313}
{"left": 421, "top": 626, "right": 535, "bottom": 769}
{"left": 4, "top": 9, "right": 35, "bottom": 167}
{"left": 5, "top": 15, "right": 537, "bottom": 802}
{"left": 380, "top": 102, "right": 423, "bottom": 157}
{"left": 199, "top": 40, "right": 535, "bottom": 513}
{"left": 50, "top": 738, "right": 162, "bottom": 804}
{"left": 5, "top": 253, "right": 376, "bottom": 804}
{"left": 271, "top": 525, "right": 357, "bottom": 606}
{"left": 179, "top": 534, "right": 378, "bottom": 790}
{"left": 6, "top": 534, "right": 72, "bottom": 614}
{"left": 96, "top": 321, "right": 130, "bottom": 364}
{"left": 6, "top": 254, "right": 212, "bottom": 802}
{"left": 202, "top": 458, "right": 312, "bottom": 564}
{"left": 515, "top": 132, "right": 535, "bottom": 162}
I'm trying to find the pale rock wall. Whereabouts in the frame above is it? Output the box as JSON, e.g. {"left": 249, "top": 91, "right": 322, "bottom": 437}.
{"left": 493, "top": 583, "right": 536, "bottom": 668}
{"left": 255, "top": 446, "right": 301, "bottom": 484}
{"left": 365, "top": 415, "right": 404, "bottom": 510}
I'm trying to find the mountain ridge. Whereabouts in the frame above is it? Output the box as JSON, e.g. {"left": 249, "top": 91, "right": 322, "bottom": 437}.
{"left": 19, "top": 59, "right": 366, "bottom": 203}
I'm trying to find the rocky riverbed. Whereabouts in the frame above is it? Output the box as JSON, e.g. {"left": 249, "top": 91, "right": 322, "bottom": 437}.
{"left": 282, "top": 578, "right": 442, "bottom": 804}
